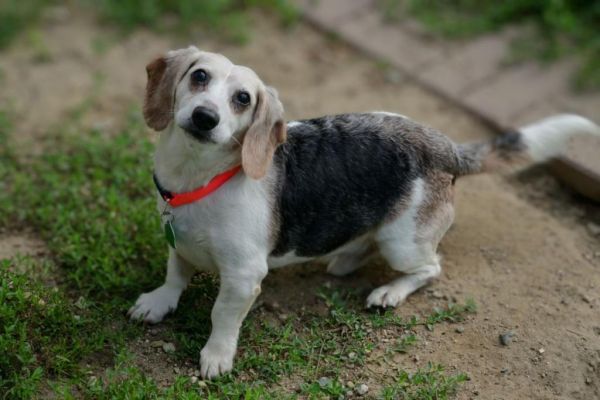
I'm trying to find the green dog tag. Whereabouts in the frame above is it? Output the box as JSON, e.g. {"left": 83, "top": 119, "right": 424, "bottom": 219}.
{"left": 164, "top": 220, "right": 176, "bottom": 249}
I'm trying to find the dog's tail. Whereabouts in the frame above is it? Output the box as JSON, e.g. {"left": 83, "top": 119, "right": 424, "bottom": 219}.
{"left": 449, "top": 114, "right": 600, "bottom": 177}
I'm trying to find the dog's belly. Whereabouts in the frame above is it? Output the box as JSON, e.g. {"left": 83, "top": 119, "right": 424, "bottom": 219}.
{"left": 267, "top": 233, "right": 370, "bottom": 269}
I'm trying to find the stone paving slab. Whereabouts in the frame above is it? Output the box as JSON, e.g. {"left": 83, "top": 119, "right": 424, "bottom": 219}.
{"left": 417, "top": 29, "right": 518, "bottom": 100}
{"left": 334, "top": 9, "right": 444, "bottom": 72}
{"left": 295, "top": 0, "right": 374, "bottom": 27}
{"left": 295, "top": 0, "right": 600, "bottom": 201}
{"left": 462, "top": 60, "right": 576, "bottom": 129}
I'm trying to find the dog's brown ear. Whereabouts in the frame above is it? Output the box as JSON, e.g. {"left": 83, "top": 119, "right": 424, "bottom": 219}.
{"left": 241, "top": 87, "right": 286, "bottom": 179}
{"left": 143, "top": 47, "right": 198, "bottom": 131}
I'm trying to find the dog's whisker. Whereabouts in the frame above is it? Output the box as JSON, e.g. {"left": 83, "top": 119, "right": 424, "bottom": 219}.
{"left": 230, "top": 136, "right": 242, "bottom": 147}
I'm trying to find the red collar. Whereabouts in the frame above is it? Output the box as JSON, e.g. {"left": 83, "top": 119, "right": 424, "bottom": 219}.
{"left": 153, "top": 165, "right": 242, "bottom": 207}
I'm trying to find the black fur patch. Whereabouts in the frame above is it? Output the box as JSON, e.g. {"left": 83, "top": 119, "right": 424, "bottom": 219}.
{"left": 493, "top": 131, "right": 526, "bottom": 160}
{"left": 271, "top": 114, "right": 420, "bottom": 257}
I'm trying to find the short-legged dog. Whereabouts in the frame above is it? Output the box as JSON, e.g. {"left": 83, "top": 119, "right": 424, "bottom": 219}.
{"left": 128, "top": 46, "right": 600, "bottom": 378}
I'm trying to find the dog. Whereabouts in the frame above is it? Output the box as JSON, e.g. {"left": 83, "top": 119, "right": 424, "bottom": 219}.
{"left": 127, "top": 46, "right": 600, "bottom": 378}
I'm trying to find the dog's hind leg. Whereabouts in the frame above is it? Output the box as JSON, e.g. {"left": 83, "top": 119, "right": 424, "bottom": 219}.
{"left": 366, "top": 175, "right": 454, "bottom": 308}
{"left": 366, "top": 256, "right": 441, "bottom": 308}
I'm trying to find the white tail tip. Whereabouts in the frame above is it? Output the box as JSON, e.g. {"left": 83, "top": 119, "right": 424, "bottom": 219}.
{"left": 520, "top": 114, "right": 600, "bottom": 162}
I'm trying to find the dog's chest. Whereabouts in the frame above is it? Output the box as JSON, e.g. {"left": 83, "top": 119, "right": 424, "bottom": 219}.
{"left": 154, "top": 176, "right": 272, "bottom": 271}
{"left": 164, "top": 201, "right": 217, "bottom": 271}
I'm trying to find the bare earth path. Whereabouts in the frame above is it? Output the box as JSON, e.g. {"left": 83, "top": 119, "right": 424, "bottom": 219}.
{"left": 1, "top": 11, "right": 598, "bottom": 399}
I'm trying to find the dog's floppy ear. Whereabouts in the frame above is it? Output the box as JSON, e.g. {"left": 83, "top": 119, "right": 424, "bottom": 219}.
{"left": 143, "top": 46, "right": 199, "bottom": 131}
{"left": 241, "top": 86, "right": 286, "bottom": 179}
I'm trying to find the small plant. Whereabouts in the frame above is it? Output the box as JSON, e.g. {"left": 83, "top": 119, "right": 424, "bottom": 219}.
{"left": 381, "top": 363, "right": 469, "bottom": 400}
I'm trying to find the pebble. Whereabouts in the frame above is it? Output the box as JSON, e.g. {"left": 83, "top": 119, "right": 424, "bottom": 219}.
{"left": 277, "top": 313, "right": 289, "bottom": 321}
{"left": 355, "top": 383, "right": 369, "bottom": 396}
{"left": 346, "top": 381, "right": 355, "bottom": 388}
{"left": 500, "top": 368, "right": 509, "bottom": 374}
{"left": 162, "top": 342, "right": 176, "bottom": 353}
{"left": 318, "top": 377, "right": 331, "bottom": 388}
{"left": 198, "top": 380, "right": 207, "bottom": 388}
{"left": 538, "top": 348, "right": 545, "bottom": 354}
{"left": 193, "top": 369, "right": 201, "bottom": 377}
{"left": 455, "top": 326, "right": 465, "bottom": 334}
{"left": 173, "top": 367, "right": 180, "bottom": 374}
{"left": 585, "top": 377, "right": 592, "bottom": 385}
{"left": 150, "top": 340, "right": 165, "bottom": 348}
{"left": 190, "top": 376, "right": 198, "bottom": 384}
{"left": 499, "top": 332, "right": 514, "bottom": 346}
{"left": 587, "top": 222, "right": 600, "bottom": 236}
{"left": 348, "top": 352, "right": 357, "bottom": 360}
{"left": 431, "top": 290, "right": 444, "bottom": 299}
{"left": 582, "top": 294, "right": 592, "bottom": 304}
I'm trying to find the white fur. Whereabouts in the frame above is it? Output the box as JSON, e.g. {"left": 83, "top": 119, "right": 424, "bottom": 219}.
{"left": 371, "top": 111, "right": 408, "bottom": 119}
{"left": 520, "top": 114, "right": 600, "bottom": 161}
{"left": 286, "top": 121, "right": 304, "bottom": 129}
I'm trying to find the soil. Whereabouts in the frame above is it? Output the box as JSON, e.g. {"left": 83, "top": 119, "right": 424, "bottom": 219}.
{"left": 1, "top": 7, "right": 598, "bottom": 400}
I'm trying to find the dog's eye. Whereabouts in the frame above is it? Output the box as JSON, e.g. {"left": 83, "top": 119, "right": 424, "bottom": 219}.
{"left": 234, "top": 91, "right": 251, "bottom": 106}
{"left": 191, "top": 69, "right": 209, "bottom": 84}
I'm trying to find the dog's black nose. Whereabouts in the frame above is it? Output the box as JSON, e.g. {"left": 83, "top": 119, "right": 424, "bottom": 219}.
{"left": 192, "top": 107, "right": 220, "bottom": 131}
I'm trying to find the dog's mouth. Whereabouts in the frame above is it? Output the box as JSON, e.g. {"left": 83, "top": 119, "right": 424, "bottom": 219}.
{"left": 181, "top": 123, "right": 216, "bottom": 144}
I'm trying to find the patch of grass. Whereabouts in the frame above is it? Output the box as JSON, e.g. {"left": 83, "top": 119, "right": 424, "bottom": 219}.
{"left": 0, "top": 262, "right": 136, "bottom": 399}
{"left": 0, "top": 0, "right": 50, "bottom": 50}
{"left": 0, "top": 1, "right": 298, "bottom": 51}
{"left": 381, "top": 363, "right": 469, "bottom": 400}
{"left": 0, "top": 110, "right": 165, "bottom": 298}
{"left": 380, "top": 0, "right": 600, "bottom": 91}
{"left": 88, "top": 0, "right": 298, "bottom": 43}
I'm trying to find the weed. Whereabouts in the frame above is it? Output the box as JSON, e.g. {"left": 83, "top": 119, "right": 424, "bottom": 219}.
{"left": 0, "top": 0, "right": 48, "bottom": 50}
{"left": 381, "top": 363, "right": 469, "bottom": 400}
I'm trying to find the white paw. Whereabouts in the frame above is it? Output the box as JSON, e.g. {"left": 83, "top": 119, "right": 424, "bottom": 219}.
{"left": 200, "top": 342, "right": 235, "bottom": 379}
{"left": 366, "top": 284, "right": 407, "bottom": 308}
{"left": 127, "top": 285, "right": 181, "bottom": 324}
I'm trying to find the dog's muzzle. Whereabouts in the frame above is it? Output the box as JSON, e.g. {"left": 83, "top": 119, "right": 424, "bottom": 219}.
{"left": 183, "top": 106, "right": 220, "bottom": 142}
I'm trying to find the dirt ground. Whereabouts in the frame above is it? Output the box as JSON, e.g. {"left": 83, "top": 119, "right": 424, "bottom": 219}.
{"left": 1, "top": 8, "right": 599, "bottom": 400}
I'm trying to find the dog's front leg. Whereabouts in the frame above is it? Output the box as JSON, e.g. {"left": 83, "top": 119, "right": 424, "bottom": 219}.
{"left": 200, "top": 260, "right": 267, "bottom": 379}
{"left": 128, "top": 249, "right": 195, "bottom": 323}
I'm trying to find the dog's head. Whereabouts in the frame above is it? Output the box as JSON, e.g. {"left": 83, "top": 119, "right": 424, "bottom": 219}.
{"left": 143, "top": 46, "right": 286, "bottom": 179}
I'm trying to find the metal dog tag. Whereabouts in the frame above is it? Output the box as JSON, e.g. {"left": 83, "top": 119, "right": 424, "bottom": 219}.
{"left": 161, "top": 204, "right": 176, "bottom": 249}
{"left": 164, "top": 220, "right": 176, "bottom": 249}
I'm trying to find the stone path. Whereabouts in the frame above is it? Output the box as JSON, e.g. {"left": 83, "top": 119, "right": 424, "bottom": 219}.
{"left": 294, "top": 0, "right": 600, "bottom": 200}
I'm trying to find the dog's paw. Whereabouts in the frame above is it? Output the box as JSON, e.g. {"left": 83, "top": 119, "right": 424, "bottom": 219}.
{"left": 200, "top": 343, "right": 235, "bottom": 379}
{"left": 127, "top": 285, "right": 181, "bottom": 324}
{"left": 366, "top": 285, "right": 406, "bottom": 309}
